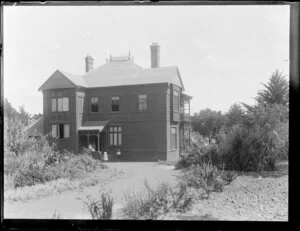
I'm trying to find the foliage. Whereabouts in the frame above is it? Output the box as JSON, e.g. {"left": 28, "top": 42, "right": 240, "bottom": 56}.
{"left": 224, "top": 103, "right": 245, "bottom": 129}
{"left": 219, "top": 121, "right": 287, "bottom": 172}
{"left": 192, "top": 108, "right": 226, "bottom": 143}
{"left": 122, "top": 181, "right": 193, "bottom": 220}
{"left": 83, "top": 192, "right": 113, "bottom": 219}
{"left": 181, "top": 162, "right": 225, "bottom": 198}
{"left": 256, "top": 70, "right": 289, "bottom": 106}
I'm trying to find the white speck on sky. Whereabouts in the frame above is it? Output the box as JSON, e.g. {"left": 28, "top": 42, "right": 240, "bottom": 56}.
{"left": 3, "top": 5, "right": 289, "bottom": 115}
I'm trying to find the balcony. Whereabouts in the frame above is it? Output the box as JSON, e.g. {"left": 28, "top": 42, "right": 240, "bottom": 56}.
{"left": 180, "top": 111, "right": 191, "bottom": 123}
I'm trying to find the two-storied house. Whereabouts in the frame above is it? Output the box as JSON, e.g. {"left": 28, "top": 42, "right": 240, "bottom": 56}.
{"left": 29, "top": 43, "right": 192, "bottom": 161}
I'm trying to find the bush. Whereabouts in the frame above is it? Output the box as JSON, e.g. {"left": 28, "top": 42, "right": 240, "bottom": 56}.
{"left": 219, "top": 122, "right": 286, "bottom": 172}
{"left": 176, "top": 143, "right": 223, "bottom": 170}
{"left": 122, "top": 181, "right": 193, "bottom": 220}
{"left": 83, "top": 192, "right": 113, "bottom": 219}
{"left": 181, "top": 162, "right": 225, "bottom": 197}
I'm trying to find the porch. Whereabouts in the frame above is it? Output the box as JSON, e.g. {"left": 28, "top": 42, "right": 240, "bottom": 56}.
{"left": 78, "top": 121, "right": 108, "bottom": 152}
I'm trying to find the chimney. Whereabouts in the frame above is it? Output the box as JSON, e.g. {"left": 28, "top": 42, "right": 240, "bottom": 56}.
{"left": 85, "top": 55, "right": 94, "bottom": 73}
{"left": 150, "top": 42, "right": 160, "bottom": 68}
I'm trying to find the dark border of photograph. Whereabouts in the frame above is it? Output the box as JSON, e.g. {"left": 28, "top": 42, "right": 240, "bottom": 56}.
{"left": 0, "top": 1, "right": 299, "bottom": 231}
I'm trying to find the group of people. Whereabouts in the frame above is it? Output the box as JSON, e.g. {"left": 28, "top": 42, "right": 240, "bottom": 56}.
{"left": 88, "top": 144, "right": 121, "bottom": 162}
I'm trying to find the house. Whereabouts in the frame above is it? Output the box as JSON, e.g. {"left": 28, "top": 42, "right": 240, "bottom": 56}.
{"left": 34, "top": 43, "right": 192, "bottom": 161}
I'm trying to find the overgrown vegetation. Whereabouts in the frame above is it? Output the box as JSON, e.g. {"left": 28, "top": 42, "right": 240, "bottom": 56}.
{"left": 3, "top": 98, "right": 109, "bottom": 193}
{"left": 180, "top": 70, "right": 288, "bottom": 173}
{"left": 83, "top": 192, "right": 114, "bottom": 219}
{"left": 122, "top": 180, "right": 193, "bottom": 220}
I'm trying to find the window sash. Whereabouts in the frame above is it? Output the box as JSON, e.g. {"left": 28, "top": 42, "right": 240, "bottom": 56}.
{"left": 51, "top": 99, "right": 57, "bottom": 112}
{"left": 64, "top": 124, "right": 70, "bottom": 138}
{"left": 63, "top": 97, "right": 69, "bottom": 111}
{"left": 138, "top": 95, "right": 147, "bottom": 111}
{"left": 109, "top": 126, "right": 122, "bottom": 146}
{"left": 171, "top": 127, "right": 177, "bottom": 149}
{"left": 51, "top": 124, "right": 57, "bottom": 138}
{"left": 58, "top": 98, "right": 63, "bottom": 112}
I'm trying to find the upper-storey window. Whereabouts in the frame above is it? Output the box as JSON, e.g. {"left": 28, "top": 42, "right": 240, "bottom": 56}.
{"left": 52, "top": 97, "right": 69, "bottom": 112}
{"left": 112, "top": 96, "right": 120, "bottom": 112}
{"left": 173, "top": 90, "right": 179, "bottom": 112}
{"left": 51, "top": 98, "right": 57, "bottom": 112}
{"left": 138, "top": 94, "right": 147, "bottom": 111}
{"left": 90, "top": 97, "right": 99, "bottom": 113}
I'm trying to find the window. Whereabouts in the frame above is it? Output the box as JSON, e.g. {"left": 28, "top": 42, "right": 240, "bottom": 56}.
{"left": 171, "top": 127, "right": 177, "bottom": 150}
{"left": 78, "top": 97, "right": 84, "bottom": 114}
{"left": 51, "top": 98, "right": 57, "bottom": 112}
{"left": 63, "top": 98, "right": 69, "bottom": 111}
{"left": 112, "top": 96, "right": 120, "bottom": 112}
{"left": 90, "top": 97, "right": 98, "bottom": 112}
{"left": 173, "top": 90, "right": 179, "bottom": 112}
{"left": 109, "top": 126, "right": 122, "bottom": 146}
{"left": 52, "top": 97, "right": 69, "bottom": 112}
{"left": 57, "top": 98, "right": 63, "bottom": 111}
{"left": 184, "top": 100, "right": 190, "bottom": 114}
{"left": 64, "top": 124, "right": 70, "bottom": 138}
{"left": 51, "top": 124, "right": 70, "bottom": 139}
{"left": 138, "top": 94, "right": 147, "bottom": 111}
{"left": 51, "top": 124, "right": 57, "bottom": 138}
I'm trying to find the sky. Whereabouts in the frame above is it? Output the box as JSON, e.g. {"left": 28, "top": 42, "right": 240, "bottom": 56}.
{"left": 3, "top": 5, "right": 289, "bottom": 115}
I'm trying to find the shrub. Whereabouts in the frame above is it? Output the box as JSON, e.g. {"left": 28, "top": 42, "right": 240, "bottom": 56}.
{"left": 83, "top": 192, "right": 113, "bottom": 219}
{"left": 176, "top": 143, "right": 223, "bottom": 170}
{"left": 219, "top": 122, "right": 286, "bottom": 172}
{"left": 122, "top": 181, "right": 193, "bottom": 220}
{"left": 181, "top": 162, "right": 225, "bottom": 197}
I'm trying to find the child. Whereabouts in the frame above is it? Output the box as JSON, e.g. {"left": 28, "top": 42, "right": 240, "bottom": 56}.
{"left": 116, "top": 149, "right": 121, "bottom": 161}
{"left": 103, "top": 151, "right": 108, "bottom": 162}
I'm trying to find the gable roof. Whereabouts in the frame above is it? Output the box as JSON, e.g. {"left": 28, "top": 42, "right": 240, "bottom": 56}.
{"left": 39, "top": 59, "right": 184, "bottom": 91}
{"left": 38, "top": 70, "right": 87, "bottom": 91}
{"left": 25, "top": 116, "right": 44, "bottom": 136}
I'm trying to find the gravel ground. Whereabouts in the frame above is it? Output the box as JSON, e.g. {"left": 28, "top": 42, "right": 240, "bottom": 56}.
{"left": 162, "top": 161, "right": 288, "bottom": 221}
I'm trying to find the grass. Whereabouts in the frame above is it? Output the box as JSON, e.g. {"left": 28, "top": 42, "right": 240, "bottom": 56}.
{"left": 4, "top": 167, "right": 124, "bottom": 202}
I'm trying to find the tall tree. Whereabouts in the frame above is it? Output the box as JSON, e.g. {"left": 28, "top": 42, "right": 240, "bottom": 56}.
{"left": 192, "top": 108, "right": 225, "bottom": 143}
{"left": 18, "top": 105, "right": 32, "bottom": 126}
{"left": 256, "top": 70, "right": 289, "bottom": 106}
{"left": 225, "top": 103, "right": 245, "bottom": 128}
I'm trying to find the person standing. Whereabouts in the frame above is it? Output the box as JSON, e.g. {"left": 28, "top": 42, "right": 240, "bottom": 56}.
{"left": 103, "top": 151, "right": 108, "bottom": 162}
{"left": 116, "top": 149, "right": 121, "bottom": 161}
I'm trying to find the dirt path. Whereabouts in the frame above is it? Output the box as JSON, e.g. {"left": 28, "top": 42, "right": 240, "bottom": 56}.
{"left": 4, "top": 162, "right": 180, "bottom": 219}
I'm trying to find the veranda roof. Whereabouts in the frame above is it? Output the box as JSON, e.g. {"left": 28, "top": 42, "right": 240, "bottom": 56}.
{"left": 78, "top": 121, "right": 109, "bottom": 132}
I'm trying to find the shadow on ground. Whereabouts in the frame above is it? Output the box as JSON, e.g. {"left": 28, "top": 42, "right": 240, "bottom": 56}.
{"left": 236, "top": 161, "right": 288, "bottom": 179}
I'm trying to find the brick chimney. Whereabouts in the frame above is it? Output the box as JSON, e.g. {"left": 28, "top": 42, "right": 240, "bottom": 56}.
{"left": 150, "top": 42, "right": 160, "bottom": 68}
{"left": 85, "top": 55, "right": 94, "bottom": 73}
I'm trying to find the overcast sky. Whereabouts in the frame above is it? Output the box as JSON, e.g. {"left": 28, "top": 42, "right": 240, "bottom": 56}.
{"left": 3, "top": 5, "right": 289, "bottom": 115}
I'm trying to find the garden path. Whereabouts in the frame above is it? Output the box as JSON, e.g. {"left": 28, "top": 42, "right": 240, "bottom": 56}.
{"left": 4, "top": 162, "right": 181, "bottom": 219}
